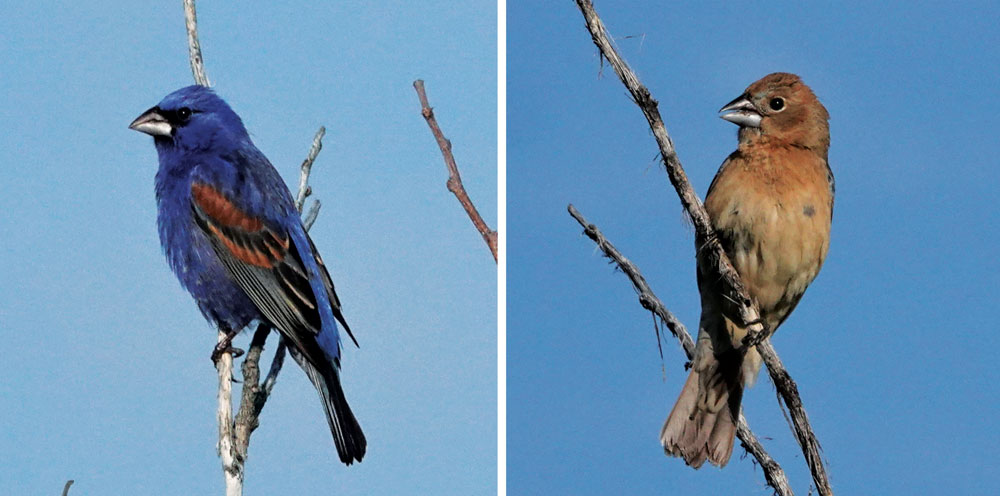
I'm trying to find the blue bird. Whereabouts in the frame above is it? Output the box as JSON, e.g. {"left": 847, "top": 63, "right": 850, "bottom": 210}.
{"left": 129, "top": 85, "right": 365, "bottom": 464}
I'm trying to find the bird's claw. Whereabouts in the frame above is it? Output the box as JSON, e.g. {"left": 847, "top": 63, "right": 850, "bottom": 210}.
{"left": 211, "top": 328, "right": 244, "bottom": 364}
{"left": 741, "top": 318, "right": 770, "bottom": 348}
{"left": 210, "top": 345, "right": 246, "bottom": 363}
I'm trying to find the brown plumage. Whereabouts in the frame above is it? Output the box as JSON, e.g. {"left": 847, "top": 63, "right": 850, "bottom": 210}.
{"left": 660, "top": 73, "right": 834, "bottom": 468}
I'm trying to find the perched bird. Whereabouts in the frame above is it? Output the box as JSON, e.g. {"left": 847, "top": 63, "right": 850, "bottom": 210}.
{"left": 660, "top": 73, "right": 833, "bottom": 468}
{"left": 129, "top": 85, "right": 365, "bottom": 465}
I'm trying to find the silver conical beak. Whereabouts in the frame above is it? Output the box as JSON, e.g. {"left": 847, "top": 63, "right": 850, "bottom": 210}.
{"left": 719, "top": 95, "right": 761, "bottom": 128}
{"left": 129, "top": 107, "right": 172, "bottom": 137}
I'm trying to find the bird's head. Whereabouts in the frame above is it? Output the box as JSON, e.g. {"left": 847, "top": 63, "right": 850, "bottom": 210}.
{"left": 719, "top": 72, "right": 829, "bottom": 151}
{"left": 129, "top": 85, "right": 249, "bottom": 153}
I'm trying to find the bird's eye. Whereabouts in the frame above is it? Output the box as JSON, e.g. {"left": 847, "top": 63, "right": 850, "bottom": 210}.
{"left": 769, "top": 98, "right": 785, "bottom": 111}
{"left": 177, "top": 107, "right": 192, "bottom": 121}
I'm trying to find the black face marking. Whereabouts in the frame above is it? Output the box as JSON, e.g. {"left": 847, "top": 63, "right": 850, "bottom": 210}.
{"left": 803, "top": 205, "right": 815, "bottom": 217}
{"left": 158, "top": 106, "right": 198, "bottom": 127}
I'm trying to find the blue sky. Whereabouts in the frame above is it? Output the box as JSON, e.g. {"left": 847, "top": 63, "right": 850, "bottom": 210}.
{"left": 509, "top": 1, "right": 999, "bottom": 495}
{"left": 0, "top": 2, "right": 495, "bottom": 495}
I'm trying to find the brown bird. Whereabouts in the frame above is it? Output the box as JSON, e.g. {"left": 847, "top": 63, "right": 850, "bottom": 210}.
{"left": 660, "top": 73, "right": 834, "bottom": 468}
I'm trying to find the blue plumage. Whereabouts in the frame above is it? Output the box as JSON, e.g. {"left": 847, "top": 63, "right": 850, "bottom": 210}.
{"left": 130, "top": 85, "right": 365, "bottom": 464}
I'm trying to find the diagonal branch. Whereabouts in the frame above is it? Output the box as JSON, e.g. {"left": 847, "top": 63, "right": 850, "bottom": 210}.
{"left": 569, "top": 204, "right": 792, "bottom": 496}
{"left": 413, "top": 79, "right": 498, "bottom": 262}
{"left": 572, "top": 1, "right": 831, "bottom": 494}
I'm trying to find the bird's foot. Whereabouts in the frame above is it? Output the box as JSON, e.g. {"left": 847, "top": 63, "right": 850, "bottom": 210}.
{"left": 741, "top": 319, "right": 771, "bottom": 349}
{"left": 211, "top": 328, "right": 245, "bottom": 364}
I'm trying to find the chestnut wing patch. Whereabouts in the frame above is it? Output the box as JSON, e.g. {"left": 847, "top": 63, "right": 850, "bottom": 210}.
{"left": 190, "top": 182, "right": 325, "bottom": 342}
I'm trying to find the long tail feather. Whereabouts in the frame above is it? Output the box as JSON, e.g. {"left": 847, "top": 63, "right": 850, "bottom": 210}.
{"left": 289, "top": 348, "right": 366, "bottom": 464}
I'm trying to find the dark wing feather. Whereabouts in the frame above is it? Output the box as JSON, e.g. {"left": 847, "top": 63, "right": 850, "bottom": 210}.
{"left": 304, "top": 235, "right": 358, "bottom": 347}
{"left": 191, "top": 182, "right": 365, "bottom": 463}
{"left": 190, "top": 182, "right": 329, "bottom": 361}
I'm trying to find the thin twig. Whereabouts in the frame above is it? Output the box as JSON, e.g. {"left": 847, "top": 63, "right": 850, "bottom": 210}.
{"left": 568, "top": 204, "right": 792, "bottom": 496}
{"left": 568, "top": 205, "right": 694, "bottom": 355}
{"left": 183, "top": 0, "right": 210, "bottom": 87}
{"left": 295, "top": 127, "right": 326, "bottom": 211}
{"left": 413, "top": 79, "right": 498, "bottom": 262}
{"left": 736, "top": 417, "right": 793, "bottom": 496}
{"left": 262, "top": 339, "right": 287, "bottom": 395}
{"left": 572, "top": 1, "right": 831, "bottom": 493}
{"left": 302, "top": 200, "right": 322, "bottom": 231}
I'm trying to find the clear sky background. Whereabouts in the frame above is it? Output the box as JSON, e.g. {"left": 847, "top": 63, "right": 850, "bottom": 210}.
{"left": 509, "top": 1, "right": 998, "bottom": 495}
{"left": 0, "top": 2, "right": 495, "bottom": 495}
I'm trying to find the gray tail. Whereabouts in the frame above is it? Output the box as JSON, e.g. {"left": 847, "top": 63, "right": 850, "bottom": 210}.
{"left": 290, "top": 348, "right": 366, "bottom": 464}
{"left": 660, "top": 350, "right": 743, "bottom": 468}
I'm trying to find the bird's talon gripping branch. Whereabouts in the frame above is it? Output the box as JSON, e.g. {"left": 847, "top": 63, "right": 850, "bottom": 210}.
{"left": 740, "top": 319, "right": 770, "bottom": 349}
{"left": 211, "top": 327, "right": 243, "bottom": 364}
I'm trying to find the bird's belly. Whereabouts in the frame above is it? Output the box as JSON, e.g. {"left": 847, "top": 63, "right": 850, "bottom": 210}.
{"left": 160, "top": 212, "right": 259, "bottom": 331}
{"left": 720, "top": 196, "right": 829, "bottom": 328}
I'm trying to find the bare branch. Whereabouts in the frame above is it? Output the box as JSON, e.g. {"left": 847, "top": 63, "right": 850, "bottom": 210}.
{"left": 302, "top": 200, "right": 322, "bottom": 231}
{"left": 736, "top": 418, "right": 793, "bottom": 496}
{"left": 572, "top": 1, "right": 831, "bottom": 493}
{"left": 758, "top": 340, "right": 826, "bottom": 491}
{"left": 215, "top": 330, "right": 242, "bottom": 495}
{"left": 233, "top": 324, "right": 271, "bottom": 459}
{"left": 413, "top": 79, "right": 498, "bottom": 262}
{"left": 295, "top": 127, "right": 326, "bottom": 211}
{"left": 183, "top": 0, "right": 210, "bottom": 87}
{"left": 262, "top": 339, "right": 287, "bottom": 396}
{"left": 568, "top": 205, "right": 694, "bottom": 355}
{"left": 568, "top": 204, "right": 792, "bottom": 496}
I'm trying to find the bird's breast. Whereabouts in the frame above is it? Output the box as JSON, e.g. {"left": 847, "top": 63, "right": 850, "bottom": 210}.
{"left": 705, "top": 147, "right": 832, "bottom": 327}
{"left": 155, "top": 178, "right": 258, "bottom": 330}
